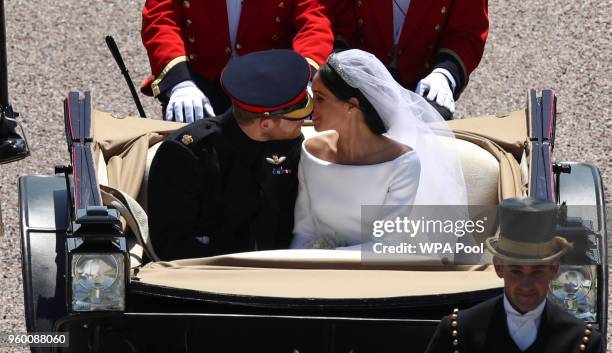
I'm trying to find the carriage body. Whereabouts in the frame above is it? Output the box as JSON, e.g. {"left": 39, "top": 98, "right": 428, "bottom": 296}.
{"left": 18, "top": 90, "right": 608, "bottom": 352}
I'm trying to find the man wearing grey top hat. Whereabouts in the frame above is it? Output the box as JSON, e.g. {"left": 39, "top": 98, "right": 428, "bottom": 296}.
{"left": 425, "top": 197, "right": 604, "bottom": 353}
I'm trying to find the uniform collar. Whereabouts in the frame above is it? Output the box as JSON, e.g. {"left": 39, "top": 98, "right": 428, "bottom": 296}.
{"left": 220, "top": 110, "right": 303, "bottom": 162}
{"left": 218, "top": 111, "right": 265, "bottom": 163}
{"left": 503, "top": 294, "right": 546, "bottom": 319}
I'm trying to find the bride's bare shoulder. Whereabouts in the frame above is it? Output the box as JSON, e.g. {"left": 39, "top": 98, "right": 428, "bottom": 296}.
{"left": 304, "top": 130, "right": 339, "bottom": 160}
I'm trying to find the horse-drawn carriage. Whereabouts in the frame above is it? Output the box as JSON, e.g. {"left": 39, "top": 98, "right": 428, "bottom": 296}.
{"left": 17, "top": 88, "right": 607, "bottom": 352}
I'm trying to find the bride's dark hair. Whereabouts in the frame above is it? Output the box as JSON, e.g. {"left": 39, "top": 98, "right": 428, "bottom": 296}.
{"left": 318, "top": 63, "right": 387, "bottom": 134}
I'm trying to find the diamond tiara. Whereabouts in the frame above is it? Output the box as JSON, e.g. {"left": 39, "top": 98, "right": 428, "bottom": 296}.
{"left": 327, "top": 53, "right": 358, "bottom": 88}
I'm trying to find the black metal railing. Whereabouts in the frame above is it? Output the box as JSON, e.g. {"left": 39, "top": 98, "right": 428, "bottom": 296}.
{"left": 61, "top": 91, "right": 122, "bottom": 239}
{"left": 1, "top": 0, "right": 9, "bottom": 109}
{"left": 528, "top": 89, "right": 557, "bottom": 202}
{"left": 64, "top": 91, "right": 101, "bottom": 211}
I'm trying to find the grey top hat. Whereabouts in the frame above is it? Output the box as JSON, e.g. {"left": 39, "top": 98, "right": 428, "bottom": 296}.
{"left": 485, "top": 197, "right": 572, "bottom": 263}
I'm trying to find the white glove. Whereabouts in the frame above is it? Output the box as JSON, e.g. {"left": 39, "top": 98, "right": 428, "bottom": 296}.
{"left": 415, "top": 69, "right": 456, "bottom": 113}
{"left": 165, "top": 80, "right": 215, "bottom": 123}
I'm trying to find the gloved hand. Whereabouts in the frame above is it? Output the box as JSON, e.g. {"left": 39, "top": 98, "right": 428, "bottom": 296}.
{"left": 415, "top": 69, "right": 456, "bottom": 114}
{"left": 165, "top": 80, "right": 215, "bottom": 123}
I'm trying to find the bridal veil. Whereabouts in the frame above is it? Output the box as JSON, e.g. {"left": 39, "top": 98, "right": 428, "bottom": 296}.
{"left": 327, "top": 49, "right": 468, "bottom": 206}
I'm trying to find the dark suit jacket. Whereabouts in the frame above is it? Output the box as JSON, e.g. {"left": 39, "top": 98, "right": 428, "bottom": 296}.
{"left": 425, "top": 295, "right": 604, "bottom": 353}
{"left": 147, "top": 110, "right": 303, "bottom": 260}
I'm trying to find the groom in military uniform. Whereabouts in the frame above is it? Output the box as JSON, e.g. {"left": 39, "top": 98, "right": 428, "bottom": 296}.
{"left": 425, "top": 197, "right": 604, "bottom": 353}
{"left": 147, "top": 49, "right": 311, "bottom": 260}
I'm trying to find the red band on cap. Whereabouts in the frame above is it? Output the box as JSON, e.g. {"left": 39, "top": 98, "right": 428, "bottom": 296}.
{"left": 231, "top": 89, "right": 307, "bottom": 113}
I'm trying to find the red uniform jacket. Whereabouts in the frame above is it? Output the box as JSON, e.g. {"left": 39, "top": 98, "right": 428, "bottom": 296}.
{"left": 141, "top": 0, "right": 334, "bottom": 97}
{"left": 331, "top": 0, "right": 488, "bottom": 95}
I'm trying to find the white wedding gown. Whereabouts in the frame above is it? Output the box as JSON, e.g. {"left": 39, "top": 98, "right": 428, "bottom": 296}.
{"left": 290, "top": 139, "right": 420, "bottom": 250}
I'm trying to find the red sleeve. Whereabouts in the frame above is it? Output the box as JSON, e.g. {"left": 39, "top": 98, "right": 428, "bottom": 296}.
{"left": 141, "top": 0, "right": 187, "bottom": 77}
{"left": 437, "top": 0, "right": 489, "bottom": 78}
{"left": 292, "top": 0, "right": 334, "bottom": 66}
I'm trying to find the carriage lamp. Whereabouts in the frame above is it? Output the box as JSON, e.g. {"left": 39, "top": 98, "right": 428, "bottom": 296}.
{"left": 71, "top": 253, "right": 125, "bottom": 311}
{"left": 548, "top": 265, "right": 597, "bottom": 322}
{"left": 67, "top": 207, "right": 127, "bottom": 312}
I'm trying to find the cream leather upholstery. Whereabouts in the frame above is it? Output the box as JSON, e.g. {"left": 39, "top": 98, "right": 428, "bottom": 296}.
{"left": 439, "top": 136, "right": 499, "bottom": 205}
{"left": 97, "top": 141, "right": 163, "bottom": 214}
{"left": 137, "top": 142, "right": 162, "bottom": 213}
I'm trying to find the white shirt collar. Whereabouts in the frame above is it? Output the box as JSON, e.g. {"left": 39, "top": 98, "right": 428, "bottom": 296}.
{"left": 503, "top": 294, "right": 546, "bottom": 318}
{"left": 503, "top": 294, "right": 546, "bottom": 351}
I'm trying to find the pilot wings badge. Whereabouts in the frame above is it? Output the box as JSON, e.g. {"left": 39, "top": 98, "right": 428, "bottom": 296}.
{"left": 266, "top": 155, "right": 286, "bottom": 165}
{"left": 266, "top": 154, "right": 292, "bottom": 175}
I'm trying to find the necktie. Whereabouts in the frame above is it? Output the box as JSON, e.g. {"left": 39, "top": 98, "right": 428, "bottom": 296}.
{"left": 506, "top": 310, "right": 538, "bottom": 351}
{"left": 504, "top": 295, "right": 545, "bottom": 352}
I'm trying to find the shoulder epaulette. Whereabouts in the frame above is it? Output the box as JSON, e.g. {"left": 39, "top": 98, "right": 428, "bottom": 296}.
{"left": 449, "top": 307, "right": 460, "bottom": 353}
{"left": 579, "top": 323, "right": 593, "bottom": 352}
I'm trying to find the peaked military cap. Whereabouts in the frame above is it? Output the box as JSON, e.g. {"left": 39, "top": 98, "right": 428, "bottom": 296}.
{"left": 486, "top": 197, "right": 572, "bottom": 263}
{"left": 221, "top": 49, "right": 313, "bottom": 120}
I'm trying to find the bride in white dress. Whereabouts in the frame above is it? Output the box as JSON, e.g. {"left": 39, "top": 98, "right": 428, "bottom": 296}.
{"left": 290, "top": 50, "right": 467, "bottom": 251}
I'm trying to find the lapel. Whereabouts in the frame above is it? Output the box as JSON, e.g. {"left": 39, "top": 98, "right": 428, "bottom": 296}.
{"left": 218, "top": 113, "right": 260, "bottom": 225}
{"left": 492, "top": 298, "right": 524, "bottom": 353}
{"left": 236, "top": 0, "right": 262, "bottom": 42}
{"left": 397, "top": 0, "right": 434, "bottom": 49}
{"left": 206, "top": 0, "right": 231, "bottom": 45}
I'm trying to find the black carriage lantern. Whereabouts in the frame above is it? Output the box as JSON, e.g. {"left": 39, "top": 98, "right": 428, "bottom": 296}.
{"left": 63, "top": 91, "right": 128, "bottom": 313}
{"left": 0, "top": 0, "right": 29, "bottom": 164}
